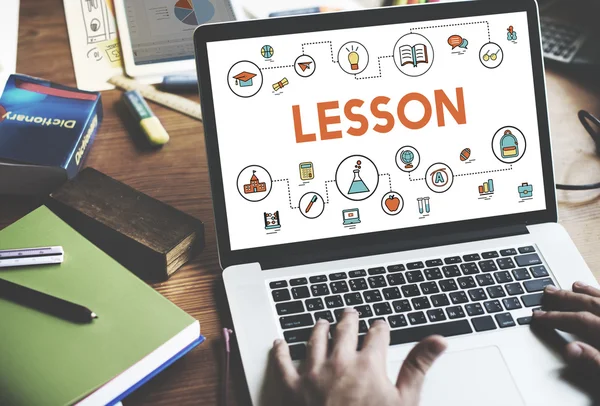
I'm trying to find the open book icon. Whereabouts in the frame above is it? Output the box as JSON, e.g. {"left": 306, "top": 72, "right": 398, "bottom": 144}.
{"left": 399, "top": 44, "right": 428, "bottom": 67}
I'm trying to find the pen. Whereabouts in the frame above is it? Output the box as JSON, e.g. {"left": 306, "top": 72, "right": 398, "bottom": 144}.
{"left": 159, "top": 75, "right": 198, "bottom": 93}
{"left": 0, "top": 277, "right": 97, "bottom": 323}
{"left": 305, "top": 195, "right": 318, "bottom": 213}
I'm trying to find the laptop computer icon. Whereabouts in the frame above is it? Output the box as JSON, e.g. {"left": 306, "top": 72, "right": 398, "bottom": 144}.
{"left": 342, "top": 209, "right": 361, "bottom": 225}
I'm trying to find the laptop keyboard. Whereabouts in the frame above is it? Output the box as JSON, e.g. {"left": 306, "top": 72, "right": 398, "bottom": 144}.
{"left": 268, "top": 245, "right": 554, "bottom": 360}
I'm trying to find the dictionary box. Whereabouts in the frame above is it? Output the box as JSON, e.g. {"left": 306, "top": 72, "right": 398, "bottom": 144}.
{"left": 0, "top": 74, "right": 102, "bottom": 195}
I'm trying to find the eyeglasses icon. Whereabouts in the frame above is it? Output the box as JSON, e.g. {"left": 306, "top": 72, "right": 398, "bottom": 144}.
{"left": 483, "top": 49, "right": 500, "bottom": 61}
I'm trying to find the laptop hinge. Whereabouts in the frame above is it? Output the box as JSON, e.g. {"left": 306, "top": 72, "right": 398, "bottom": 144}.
{"left": 260, "top": 224, "right": 529, "bottom": 270}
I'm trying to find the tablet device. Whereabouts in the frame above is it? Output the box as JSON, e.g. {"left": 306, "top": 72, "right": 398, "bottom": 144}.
{"left": 114, "top": 0, "right": 237, "bottom": 81}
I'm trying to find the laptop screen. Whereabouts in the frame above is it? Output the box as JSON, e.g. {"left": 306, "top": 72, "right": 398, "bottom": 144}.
{"left": 206, "top": 10, "right": 546, "bottom": 251}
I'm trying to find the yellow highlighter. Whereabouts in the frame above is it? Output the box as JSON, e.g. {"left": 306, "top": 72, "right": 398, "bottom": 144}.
{"left": 122, "top": 90, "right": 170, "bottom": 146}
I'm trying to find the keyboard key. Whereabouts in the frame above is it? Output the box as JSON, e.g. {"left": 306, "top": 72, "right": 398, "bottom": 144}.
{"left": 468, "top": 288, "right": 487, "bottom": 301}
{"left": 368, "top": 317, "right": 386, "bottom": 327}
{"left": 442, "top": 265, "right": 461, "bottom": 278}
{"left": 427, "top": 308, "right": 447, "bottom": 322}
{"left": 349, "top": 270, "right": 367, "bottom": 278}
{"left": 389, "top": 320, "right": 472, "bottom": 345}
{"left": 458, "top": 276, "right": 476, "bottom": 289}
{"left": 310, "top": 275, "right": 327, "bottom": 283}
{"left": 446, "top": 305, "right": 466, "bottom": 319}
{"left": 325, "top": 295, "right": 344, "bottom": 308}
{"left": 290, "top": 278, "right": 308, "bottom": 286}
{"left": 487, "top": 286, "right": 506, "bottom": 299}
{"left": 518, "top": 246, "right": 536, "bottom": 254}
{"left": 531, "top": 266, "right": 549, "bottom": 278}
{"left": 272, "top": 289, "right": 291, "bottom": 302}
{"left": 424, "top": 268, "right": 443, "bottom": 280}
{"left": 270, "top": 280, "right": 287, "bottom": 289}
{"left": 465, "top": 303, "right": 484, "bottom": 316}
{"left": 373, "top": 302, "right": 393, "bottom": 316}
{"left": 484, "top": 300, "right": 503, "bottom": 313}
{"left": 289, "top": 344, "right": 307, "bottom": 360}
{"left": 368, "top": 267, "right": 386, "bottom": 275}
{"left": 515, "top": 254, "right": 542, "bottom": 267}
{"left": 439, "top": 279, "right": 458, "bottom": 292}
{"left": 334, "top": 309, "right": 346, "bottom": 321}
{"left": 350, "top": 278, "right": 368, "bottom": 291}
{"left": 280, "top": 313, "right": 313, "bottom": 329}
{"left": 368, "top": 275, "right": 387, "bottom": 288}
{"left": 512, "top": 268, "right": 531, "bottom": 281}
{"left": 402, "top": 284, "right": 421, "bottom": 297}
{"left": 500, "top": 248, "right": 518, "bottom": 257}
{"left": 524, "top": 278, "right": 554, "bottom": 293}
{"left": 450, "top": 291, "right": 469, "bottom": 304}
{"left": 472, "top": 316, "right": 497, "bottom": 332}
{"left": 355, "top": 305, "right": 373, "bottom": 318}
{"left": 407, "top": 261, "right": 425, "bottom": 270}
{"left": 305, "top": 298, "right": 324, "bottom": 311}
{"left": 284, "top": 328, "right": 312, "bottom": 343}
{"left": 426, "top": 259, "right": 444, "bottom": 267}
{"left": 387, "top": 264, "right": 406, "bottom": 273}
{"left": 382, "top": 287, "right": 402, "bottom": 300}
{"left": 505, "top": 283, "right": 524, "bottom": 296}
{"left": 411, "top": 296, "right": 431, "bottom": 310}
{"left": 277, "top": 300, "right": 305, "bottom": 315}
{"left": 344, "top": 292, "right": 364, "bottom": 306}
{"left": 330, "top": 281, "right": 349, "bottom": 294}
{"left": 478, "top": 260, "right": 498, "bottom": 273}
{"left": 461, "top": 263, "right": 479, "bottom": 275}
{"left": 329, "top": 272, "right": 347, "bottom": 280}
{"left": 314, "top": 310, "right": 334, "bottom": 323}
{"left": 292, "top": 286, "right": 310, "bottom": 299}
{"left": 517, "top": 316, "right": 532, "bottom": 325}
{"left": 431, "top": 293, "right": 450, "bottom": 307}
{"left": 420, "top": 281, "right": 439, "bottom": 295}
{"left": 387, "top": 273, "right": 406, "bottom": 286}
{"left": 476, "top": 274, "right": 494, "bottom": 286}
{"left": 311, "top": 284, "right": 330, "bottom": 297}
{"left": 502, "top": 297, "right": 522, "bottom": 310}
{"left": 444, "top": 256, "right": 462, "bottom": 264}
{"left": 363, "top": 289, "right": 383, "bottom": 303}
{"left": 392, "top": 299, "right": 412, "bottom": 313}
{"left": 408, "top": 311, "right": 427, "bottom": 325}
{"left": 406, "top": 271, "right": 425, "bottom": 283}
{"left": 495, "top": 313, "right": 516, "bottom": 328}
{"left": 388, "top": 314, "right": 408, "bottom": 328}
{"left": 496, "top": 258, "right": 515, "bottom": 270}
{"left": 482, "top": 251, "right": 499, "bottom": 259}
{"left": 359, "top": 320, "right": 369, "bottom": 333}
{"left": 494, "top": 271, "right": 513, "bottom": 284}
{"left": 463, "top": 254, "right": 481, "bottom": 262}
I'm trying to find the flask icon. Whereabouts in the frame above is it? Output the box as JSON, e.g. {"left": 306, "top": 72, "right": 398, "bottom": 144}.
{"left": 348, "top": 160, "right": 369, "bottom": 195}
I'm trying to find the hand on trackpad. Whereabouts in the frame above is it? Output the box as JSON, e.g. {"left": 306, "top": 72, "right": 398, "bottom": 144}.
{"left": 388, "top": 346, "right": 524, "bottom": 406}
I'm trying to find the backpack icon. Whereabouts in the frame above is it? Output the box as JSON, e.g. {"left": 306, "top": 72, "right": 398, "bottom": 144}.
{"left": 500, "top": 130, "right": 519, "bottom": 159}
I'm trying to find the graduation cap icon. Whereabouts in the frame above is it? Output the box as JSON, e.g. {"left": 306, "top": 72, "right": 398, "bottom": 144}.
{"left": 297, "top": 61, "right": 312, "bottom": 72}
{"left": 233, "top": 71, "right": 257, "bottom": 87}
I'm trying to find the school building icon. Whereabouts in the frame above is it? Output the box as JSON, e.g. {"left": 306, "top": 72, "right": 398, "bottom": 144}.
{"left": 244, "top": 171, "right": 267, "bottom": 194}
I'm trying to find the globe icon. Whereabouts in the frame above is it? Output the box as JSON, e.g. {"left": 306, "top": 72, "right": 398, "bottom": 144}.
{"left": 261, "top": 45, "right": 274, "bottom": 58}
{"left": 401, "top": 150, "right": 414, "bottom": 168}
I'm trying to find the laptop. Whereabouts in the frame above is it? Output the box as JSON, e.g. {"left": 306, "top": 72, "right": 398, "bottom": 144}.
{"left": 343, "top": 208, "right": 361, "bottom": 225}
{"left": 194, "top": 1, "right": 598, "bottom": 404}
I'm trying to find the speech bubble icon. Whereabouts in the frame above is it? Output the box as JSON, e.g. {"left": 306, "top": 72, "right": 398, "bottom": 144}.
{"left": 459, "top": 39, "right": 468, "bottom": 49}
{"left": 448, "top": 35, "right": 463, "bottom": 49}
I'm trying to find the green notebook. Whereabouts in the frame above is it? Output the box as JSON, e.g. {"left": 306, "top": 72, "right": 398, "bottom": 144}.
{"left": 0, "top": 206, "right": 201, "bottom": 405}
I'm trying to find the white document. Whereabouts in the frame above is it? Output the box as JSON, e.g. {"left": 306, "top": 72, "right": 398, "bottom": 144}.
{"left": 0, "top": 0, "right": 20, "bottom": 96}
{"left": 63, "top": 0, "right": 124, "bottom": 91}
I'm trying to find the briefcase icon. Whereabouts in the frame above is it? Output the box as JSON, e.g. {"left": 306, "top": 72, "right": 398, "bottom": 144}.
{"left": 518, "top": 183, "right": 533, "bottom": 198}
{"left": 501, "top": 130, "right": 519, "bottom": 158}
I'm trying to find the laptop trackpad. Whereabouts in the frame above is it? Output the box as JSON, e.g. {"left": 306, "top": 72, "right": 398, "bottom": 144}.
{"left": 389, "top": 346, "right": 524, "bottom": 406}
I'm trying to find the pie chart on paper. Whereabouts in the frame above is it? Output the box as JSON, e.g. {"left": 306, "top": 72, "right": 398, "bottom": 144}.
{"left": 174, "top": 0, "right": 215, "bottom": 26}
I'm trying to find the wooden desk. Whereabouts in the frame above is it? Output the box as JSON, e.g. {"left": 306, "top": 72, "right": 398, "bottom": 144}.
{"left": 3, "top": 1, "right": 600, "bottom": 405}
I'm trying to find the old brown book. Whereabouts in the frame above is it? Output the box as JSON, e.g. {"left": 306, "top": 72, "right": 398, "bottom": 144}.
{"left": 47, "top": 167, "right": 204, "bottom": 281}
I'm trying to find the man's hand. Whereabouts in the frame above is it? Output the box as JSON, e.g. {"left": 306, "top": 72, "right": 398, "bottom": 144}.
{"left": 272, "top": 308, "right": 447, "bottom": 406}
{"left": 533, "top": 282, "right": 600, "bottom": 373}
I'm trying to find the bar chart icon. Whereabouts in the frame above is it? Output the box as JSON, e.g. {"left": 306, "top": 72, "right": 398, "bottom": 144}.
{"left": 478, "top": 179, "right": 494, "bottom": 195}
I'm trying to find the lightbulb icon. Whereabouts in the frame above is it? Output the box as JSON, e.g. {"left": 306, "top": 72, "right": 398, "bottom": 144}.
{"left": 348, "top": 51, "right": 359, "bottom": 70}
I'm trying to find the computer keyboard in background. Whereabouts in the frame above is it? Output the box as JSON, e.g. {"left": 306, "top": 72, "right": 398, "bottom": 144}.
{"left": 541, "top": 17, "right": 588, "bottom": 63}
{"left": 268, "top": 245, "right": 554, "bottom": 361}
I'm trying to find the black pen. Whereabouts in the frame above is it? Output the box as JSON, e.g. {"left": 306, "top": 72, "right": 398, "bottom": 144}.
{"left": 0, "top": 278, "right": 97, "bottom": 323}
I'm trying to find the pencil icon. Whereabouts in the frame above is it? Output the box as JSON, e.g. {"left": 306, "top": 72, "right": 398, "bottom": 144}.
{"left": 305, "top": 195, "right": 318, "bottom": 213}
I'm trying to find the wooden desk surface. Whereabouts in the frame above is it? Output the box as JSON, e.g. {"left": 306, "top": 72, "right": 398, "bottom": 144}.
{"left": 3, "top": 0, "right": 600, "bottom": 405}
